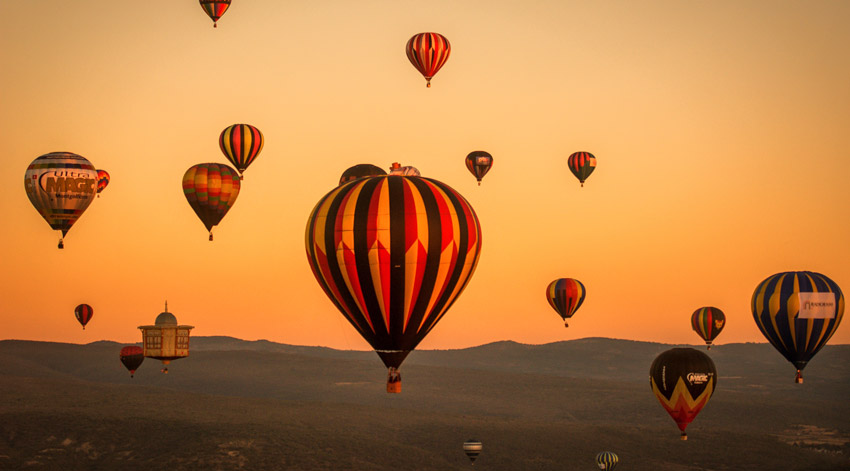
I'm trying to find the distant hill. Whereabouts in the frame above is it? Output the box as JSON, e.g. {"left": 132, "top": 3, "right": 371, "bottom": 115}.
{"left": 1, "top": 337, "right": 848, "bottom": 470}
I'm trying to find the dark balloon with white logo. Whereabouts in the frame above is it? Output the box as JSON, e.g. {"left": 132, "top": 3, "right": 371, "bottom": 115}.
{"left": 649, "top": 347, "right": 717, "bottom": 440}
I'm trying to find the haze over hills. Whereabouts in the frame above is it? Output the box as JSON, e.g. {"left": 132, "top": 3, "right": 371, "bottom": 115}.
{"left": 1, "top": 337, "right": 848, "bottom": 470}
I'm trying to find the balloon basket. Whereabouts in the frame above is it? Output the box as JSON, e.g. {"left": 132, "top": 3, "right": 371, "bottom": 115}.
{"left": 680, "top": 432, "right": 688, "bottom": 441}
{"left": 795, "top": 371, "right": 803, "bottom": 384}
{"left": 386, "top": 368, "right": 401, "bottom": 393}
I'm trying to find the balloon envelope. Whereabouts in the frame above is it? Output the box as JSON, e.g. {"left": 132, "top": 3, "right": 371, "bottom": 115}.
{"left": 691, "top": 307, "right": 725, "bottom": 348}
{"left": 96, "top": 169, "right": 110, "bottom": 195}
{"left": 465, "top": 151, "right": 493, "bottom": 185}
{"left": 182, "top": 163, "right": 241, "bottom": 240}
{"left": 546, "top": 278, "right": 586, "bottom": 327}
{"left": 120, "top": 346, "right": 144, "bottom": 377}
{"left": 751, "top": 271, "right": 844, "bottom": 382}
{"left": 463, "top": 439, "right": 482, "bottom": 463}
{"left": 339, "top": 163, "right": 387, "bottom": 186}
{"left": 199, "top": 0, "right": 230, "bottom": 27}
{"left": 405, "top": 32, "right": 451, "bottom": 87}
{"left": 568, "top": 151, "right": 596, "bottom": 186}
{"left": 74, "top": 304, "right": 93, "bottom": 329}
{"left": 595, "top": 451, "right": 618, "bottom": 470}
{"left": 305, "top": 174, "right": 481, "bottom": 388}
{"left": 650, "top": 347, "right": 716, "bottom": 439}
{"left": 24, "top": 152, "right": 98, "bottom": 247}
{"left": 219, "top": 124, "right": 264, "bottom": 175}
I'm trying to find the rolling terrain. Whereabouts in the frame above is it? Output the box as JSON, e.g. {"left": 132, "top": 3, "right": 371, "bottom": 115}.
{"left": 0, "top": 337, "right": 848, "bottom": 470}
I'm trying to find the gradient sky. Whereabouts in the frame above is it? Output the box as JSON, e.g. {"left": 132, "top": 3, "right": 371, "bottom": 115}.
{"left": 2, "top": 0, "right": 848, "bottom": 351}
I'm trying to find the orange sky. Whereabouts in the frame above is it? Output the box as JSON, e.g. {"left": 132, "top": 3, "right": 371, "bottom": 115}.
{"left": 1, "top": 0, "right": 848, "bottom": 350}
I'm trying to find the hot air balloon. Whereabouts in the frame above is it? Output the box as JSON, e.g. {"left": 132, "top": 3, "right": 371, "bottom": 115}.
{"left": 219, "top": 124, "right": 263, "bottom": 177}
{"left": 405, "top": 32, "right": 451, "bottom": 87}
{"left": 595, "top": 451, "right": 618, "bottom": 470}
{"left": 182, "top": 163, "right": 241, "bottom": 241}
{"left": 138, "top": 302, "right": 194, "bottom": 374}
{"left": 751, "top": 271, "right": 844, "bottom": 383}
{"left": 691, "top": 307, "right": 725, "bottom": 349}
{"left": 24, "top": 152, "right": 98, "bottom": 249}
{"left": 120, "top": 346, "right": 144, "bottom": 378}
{"left": 200, "top": 0, "right": 230, "bottom": 27}
{"left": 96, "top": 169, "right": 110, "bottom": 197}
{"left": 650, "top": 347, "right": 716, "bottom": 440}
{"left": 339, "top": 163, "right": 387, "bottom": 186}
{"left": 465, "top": 151, "right": 493, "bottom": 186}
{"left": 546, "top": 278, "right": 586, "bottom": 327}
{"left": 463, "top": 439, "right": 482, "bottom": 465}
{"left": 305, "top": 169, "right": 482, "bottom": 393}
{"left": 568, "top": 151, "right": 596, "bottom": 187}
{"left": 74, "top": 304, "right": 93, "bottom": 330}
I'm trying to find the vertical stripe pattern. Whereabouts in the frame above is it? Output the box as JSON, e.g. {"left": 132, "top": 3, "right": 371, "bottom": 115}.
{"left": 75, "top": 304, "right": 93, "bottom": 329}
{"left": 305, "top": 175, "right": 481, "bottom": 369}
{"left": 219, "top": 124, "right": 264, "bottom": 175}
{"left": 751, "top": 271, "right": 844, "bottom": 377}
{"left": 465, "top": 151, "right": 493, "bottom": 185}
{"left": 182, "top": 163, "right": 241, "bottom": 238}
{"left": 690, "top": 306, "right": 726, "bottom": 347}
{"left": 405, "top": 32, "right": 451, "bottom": 87}
{"left": 568, "top": 151, "right": 597, "bottom": 186}
{"left": 199, "top": 0, "right": 230, "bottom": 27}
{"left": 546, "top": 278, "right": 586, "bottom": 326}
{"left": 595, "top": 451, "right": 619, "bottom": 470}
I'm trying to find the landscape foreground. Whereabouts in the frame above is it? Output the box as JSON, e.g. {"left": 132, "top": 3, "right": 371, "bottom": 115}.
{"left": 0, "top": 337, "right": 848, "bottom": 470}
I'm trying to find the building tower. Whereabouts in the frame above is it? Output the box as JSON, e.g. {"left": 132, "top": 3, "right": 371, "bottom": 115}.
{"left": 138, "top": 302, "right": 194, "bottom": 373}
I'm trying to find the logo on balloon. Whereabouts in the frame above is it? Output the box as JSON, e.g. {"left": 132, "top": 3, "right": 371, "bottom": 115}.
{"left": 687, "top": 372, "right": 710, "bottom": 385}
{"left": 798, "top": 292, "right": 837, "bottom": 319}
{"left": 32, "top": 171, "right": 96, "bottom": 196}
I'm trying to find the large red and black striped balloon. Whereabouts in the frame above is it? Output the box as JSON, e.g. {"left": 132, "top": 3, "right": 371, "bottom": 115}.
{"left": 305, "top": 174, "right": 481, "bottom": 370}
{"left": 405, "top": 32, "right": 451, "bottom": 87}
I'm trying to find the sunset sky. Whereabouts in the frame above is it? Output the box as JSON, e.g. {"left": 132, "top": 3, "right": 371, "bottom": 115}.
{"left": 2, "top": 0, "right": 848, "bottom": 351}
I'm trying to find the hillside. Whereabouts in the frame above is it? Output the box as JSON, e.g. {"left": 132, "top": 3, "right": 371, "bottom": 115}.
{"left": 0, "top": 338, "right": 848, "bottom": 470}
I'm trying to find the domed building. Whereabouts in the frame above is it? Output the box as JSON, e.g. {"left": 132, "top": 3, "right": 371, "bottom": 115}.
{"left": 138, "top": 302, "right": 194, "bottom": 373}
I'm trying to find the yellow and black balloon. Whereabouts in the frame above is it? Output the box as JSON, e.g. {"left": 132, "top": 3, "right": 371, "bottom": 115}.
{"left": 751, "top": 271, "right": 844, "bottom": 383}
